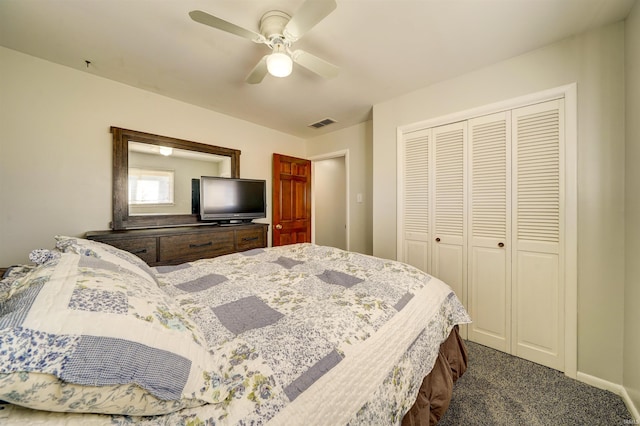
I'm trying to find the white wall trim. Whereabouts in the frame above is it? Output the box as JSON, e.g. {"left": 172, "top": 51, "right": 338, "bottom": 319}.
{"left": 309, "top": 150, "right": 350, "bottom": 251}
{"left": 577, "top": 372, "right": 640, "bottom": 422}
{"left": 396, "top": 126, "right": 405, "bottom": 263}
{"left": 622, "top": 387, "right": 640, "bottom": 423}
{"left": 563, "top": 83, "right": 578, "bottom": 380}
{"left": 398, "top": 84, "right": 573, "bottom": 134}
{"left": 396, "top": 83, "right": 578, "bottom": 379}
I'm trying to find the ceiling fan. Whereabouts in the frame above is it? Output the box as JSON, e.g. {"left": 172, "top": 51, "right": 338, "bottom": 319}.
{"left": 189, "top": 0, "right": 339, "bottom": 84}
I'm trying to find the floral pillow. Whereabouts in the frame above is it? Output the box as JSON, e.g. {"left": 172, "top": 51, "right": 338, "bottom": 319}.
{"left": 55, "top": 235, "right": 158, "bottom": 285}
{"left": 0, "top": 252, "right": 228, "bottom": 415}
{"left": 0, "top": 264, "right": 38, "bottom": 303}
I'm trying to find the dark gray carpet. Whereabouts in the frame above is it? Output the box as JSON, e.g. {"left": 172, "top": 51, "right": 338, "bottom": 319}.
{"left": 438, "top": 341, "right": 634, "bottom": 426}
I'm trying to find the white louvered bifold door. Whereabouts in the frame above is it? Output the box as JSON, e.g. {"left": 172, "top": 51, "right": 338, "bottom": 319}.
{"left": 512, "top": 99, "right": 565, "bottom": 371}
{"left": 399, "top": 128, "right": 431, "bottom": 272}
{"left": 432, "top": 121, "right": 467, "bottom": 308}
{"left": 467, "top": 112, "right": 512, "bottom": 352}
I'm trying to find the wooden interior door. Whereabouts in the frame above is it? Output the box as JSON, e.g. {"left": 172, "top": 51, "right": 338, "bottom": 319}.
{"left": 272, "top": 154, "right": 312, "bottom": 246}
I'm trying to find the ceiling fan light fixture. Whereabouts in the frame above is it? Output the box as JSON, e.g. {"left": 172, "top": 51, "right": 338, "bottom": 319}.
{"left": 266, "top": 51, "right": 293, "bottom": 77}
{"left": 159, "top": 147, "right": 173, "bottom": 156}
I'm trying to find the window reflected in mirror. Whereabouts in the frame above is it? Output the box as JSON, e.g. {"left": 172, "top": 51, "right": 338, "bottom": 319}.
{"left": 127, "top": 141, "right": 231, "bottom": 216}
{"left": 128, "top": 168, "right": 175, "bottom": 206}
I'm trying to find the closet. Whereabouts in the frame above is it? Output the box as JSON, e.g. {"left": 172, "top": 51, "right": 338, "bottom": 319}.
{"left": 398, "top": 98, "right": 566, "bottom": 371}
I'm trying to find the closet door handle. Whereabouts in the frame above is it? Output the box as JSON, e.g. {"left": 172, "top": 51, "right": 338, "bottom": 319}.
{"left": 498, "top": 242, "right": 504, "bottom": 248}
{"left": 435, "top": 237, "right": 441, "bottom": 242}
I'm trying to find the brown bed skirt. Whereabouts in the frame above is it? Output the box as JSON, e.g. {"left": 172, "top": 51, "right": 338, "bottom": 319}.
{"left": 402, "top": 326, "right": 468, "bottom": 426}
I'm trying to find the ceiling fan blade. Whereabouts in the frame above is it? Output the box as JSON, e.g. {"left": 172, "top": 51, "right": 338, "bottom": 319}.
{"left": 246, "top": 56, "right": 269, "bottom": 84}
{"left": 189, "top": 10, "right": 265, "bottom": 43}
{"left": 292, "top": 50, "right": 339, "bottom": 79}
{"left": 283, "top": 0, "right": 337, "bottom": 42}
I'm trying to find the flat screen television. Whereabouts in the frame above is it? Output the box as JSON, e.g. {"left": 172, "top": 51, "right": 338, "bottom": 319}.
{"left": 199, "top": 176, "right": 266, "bottom": 224}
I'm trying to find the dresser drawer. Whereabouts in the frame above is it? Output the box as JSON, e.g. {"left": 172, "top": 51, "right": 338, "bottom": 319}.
{"left": 103, "top": 237, "right": 158, "bottom": 265}
{"left": 236, "top": 227, "right": 266, "bottom": 251}
{"left": 108, "top": 237, "right": 157, "bottom": 265}
{"left": 159, "top": 231, "right": 235, "bottom": 263}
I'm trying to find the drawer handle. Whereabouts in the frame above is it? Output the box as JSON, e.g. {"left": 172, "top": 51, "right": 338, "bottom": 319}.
{"left": 131, "top": 248, "right": 148, "bottom": 254}
{"left": 189, "top": 241, "right": 213, "bottom": 249}
{"left": 242, "top": 237, "right": 259, "bottom": 242}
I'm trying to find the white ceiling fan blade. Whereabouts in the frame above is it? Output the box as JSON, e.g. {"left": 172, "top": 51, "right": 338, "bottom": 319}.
{"left": 284, "top": 0, "right": 337, "bottom": 42}
{"left": 292, "top": 50, "right": 339, "bottom": 79}
{"left": 189, "top": 10, "right": 265, "bottom": 43}
{"left": 246, "top": 56, "right": 269, "bottom": 84}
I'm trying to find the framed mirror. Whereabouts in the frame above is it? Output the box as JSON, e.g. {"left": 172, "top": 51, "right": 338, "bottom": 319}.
{"left": 111, "top": 127, "right": 241, "bottom": 230}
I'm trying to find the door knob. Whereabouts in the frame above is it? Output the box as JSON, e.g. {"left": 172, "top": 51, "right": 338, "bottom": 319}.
{"left": 275, "top": 224, "right": 283, "bottom": 230}
{"left": 498, "top": 242, "right": 504, "bottom": 247}
{"left": 435, "top": 237, "right": 441, "bottom": 242}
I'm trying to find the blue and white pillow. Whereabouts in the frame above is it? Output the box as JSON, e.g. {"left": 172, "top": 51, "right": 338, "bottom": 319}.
{"left": 0, "top": 250, "right": 228, "bottom": 415}
{"left": 55, "top": 235, "right": 158, "bottom": 285}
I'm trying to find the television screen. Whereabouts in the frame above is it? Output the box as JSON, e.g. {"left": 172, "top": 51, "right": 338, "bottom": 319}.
{"left": 199, "top": 176, "right": 266, "bottom": 223}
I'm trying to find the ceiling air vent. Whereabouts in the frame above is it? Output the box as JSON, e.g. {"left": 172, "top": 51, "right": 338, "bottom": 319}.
{"left": 309, "top": 117, "right": 337, "bottom": 129}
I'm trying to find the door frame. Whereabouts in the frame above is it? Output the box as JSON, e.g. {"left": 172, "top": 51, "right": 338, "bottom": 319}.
{"left": 310, "top": 150, "right": 350, "bottom": 251}
{"left": 396, "top": 83, "right": 577, "bottom": 379}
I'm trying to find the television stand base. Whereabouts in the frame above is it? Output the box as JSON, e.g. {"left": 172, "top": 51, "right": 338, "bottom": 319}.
{"left": 219, "top": 220, "right": 254, "bottom": 227}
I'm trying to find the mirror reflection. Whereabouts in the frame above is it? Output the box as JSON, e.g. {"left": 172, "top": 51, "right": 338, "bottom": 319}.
{"left": 111, "top": 126, "right": 241, "bottom": 230}
{"left": 127, "top": 141, "right": 231, "bottom": 216}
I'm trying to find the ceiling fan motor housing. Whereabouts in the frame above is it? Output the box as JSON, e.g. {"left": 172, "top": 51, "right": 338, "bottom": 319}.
{"left": 260, "top": 10, "right": 291, "bottom": 41}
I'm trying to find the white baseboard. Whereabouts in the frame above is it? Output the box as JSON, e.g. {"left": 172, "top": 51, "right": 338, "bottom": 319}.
{"left": 620, "top": 387, "right": 640, "bottom": 423}
{"left": 577, "top": 372, "right": 640, "bottom": 422}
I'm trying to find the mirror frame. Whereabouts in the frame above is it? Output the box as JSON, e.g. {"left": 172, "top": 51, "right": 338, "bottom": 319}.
{"left": 111, "top": 127, "right": 241, "bottom": 230}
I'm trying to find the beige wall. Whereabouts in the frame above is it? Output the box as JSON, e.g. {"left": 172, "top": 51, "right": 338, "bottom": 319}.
{"left": 0, "top": 47, "right": 305, "bottom": 265}
{"left": 625, "top": 0, "right": 640, "bottom": 415}
{"left": 0, "top": 45, "right": 374, "bottom": 264}
{"left": 306, "top": 121, "right": 373, "bottom": 255}
{"left": 373, "top": 23, "right": 626, "bottom": 385}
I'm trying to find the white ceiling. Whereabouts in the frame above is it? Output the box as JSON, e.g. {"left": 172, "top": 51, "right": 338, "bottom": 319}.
{"left": 0, "top": 0, "right": 635, "bottom": 138}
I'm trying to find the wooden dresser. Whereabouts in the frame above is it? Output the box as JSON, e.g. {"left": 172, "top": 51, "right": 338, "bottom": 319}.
{"left": 86, "top": 223, "right": 268, "bottom": 266}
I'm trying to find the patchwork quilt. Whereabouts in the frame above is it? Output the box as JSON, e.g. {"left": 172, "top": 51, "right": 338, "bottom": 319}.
{"left": 0, "top": 242, "right": 470, "bottom": 425}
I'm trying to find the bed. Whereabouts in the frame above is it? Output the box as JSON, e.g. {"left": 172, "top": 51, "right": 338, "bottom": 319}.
{"left": 0, "top": 237, "right": 470, "bottom": 425}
